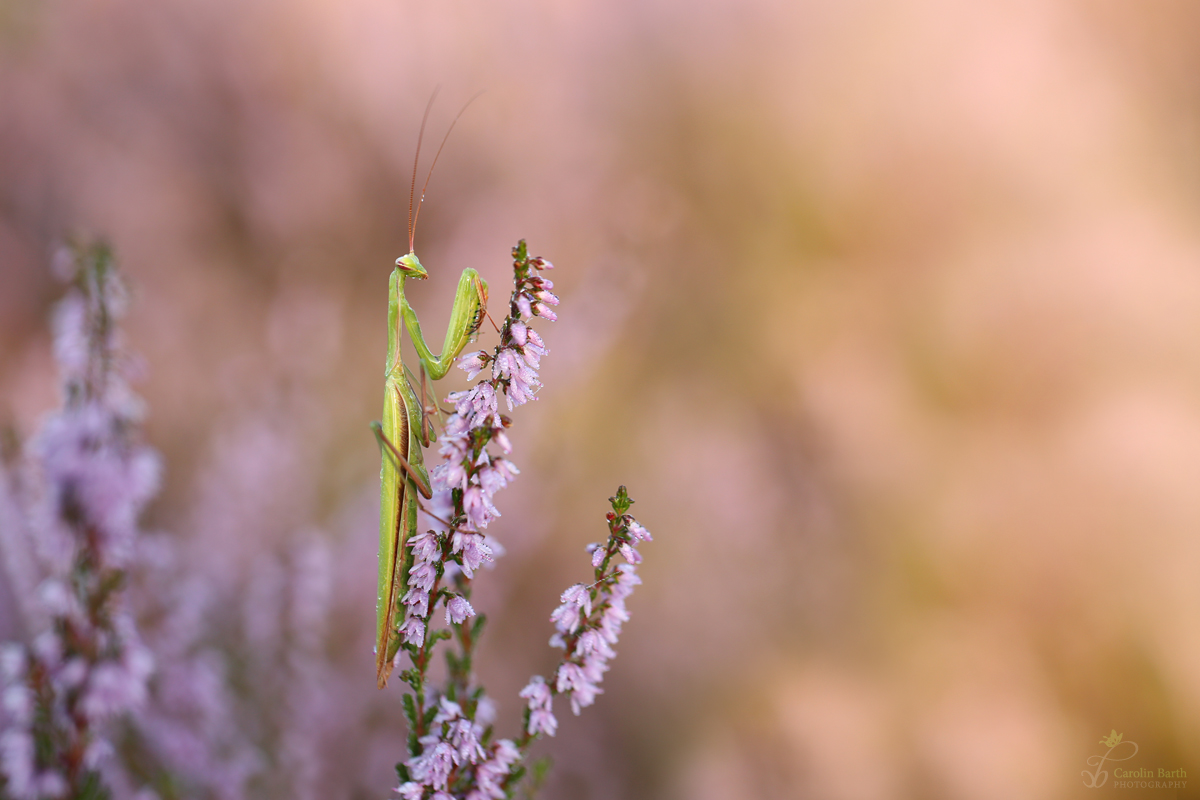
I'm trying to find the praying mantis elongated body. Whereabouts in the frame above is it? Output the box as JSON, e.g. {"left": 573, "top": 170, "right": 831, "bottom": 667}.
{"left": 372, "top": 97, "right": 488, "bottom": 689}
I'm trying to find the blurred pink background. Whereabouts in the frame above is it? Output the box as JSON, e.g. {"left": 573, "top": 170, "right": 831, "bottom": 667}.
{"left": 2, "top": 0, "right": 1199, "bottom": 798}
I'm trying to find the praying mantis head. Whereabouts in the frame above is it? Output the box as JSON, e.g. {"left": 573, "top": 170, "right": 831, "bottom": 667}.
{"left": 395, "top": 252, "right": 428, "bottom": 280}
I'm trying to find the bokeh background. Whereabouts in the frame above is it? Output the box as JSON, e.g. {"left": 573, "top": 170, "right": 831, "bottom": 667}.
{"left": 2, "top": 0, "right": 1200, "bottom": 798}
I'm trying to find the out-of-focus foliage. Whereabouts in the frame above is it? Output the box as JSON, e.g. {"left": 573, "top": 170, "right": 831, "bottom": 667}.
{"left": 2, "top": 0, "right": 1200, "bottom": 798}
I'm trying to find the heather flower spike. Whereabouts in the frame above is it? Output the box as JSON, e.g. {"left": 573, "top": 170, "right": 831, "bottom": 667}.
{"left": 0, "top": 243, "right": 158, "bottom": 798}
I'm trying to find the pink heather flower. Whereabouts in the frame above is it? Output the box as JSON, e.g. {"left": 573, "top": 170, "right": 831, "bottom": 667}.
{"left": 519, "top": 676, "right": 557, "bottom": 738}
{"left": 549, "top": 604, "right": 581, "bottom": 635}
{"left": 402, "top": 586, "right": 430, "bottom": 618}
{"left": 445, "top": 595, "right": 475, "bottom": 625}
{"left": 30, "top": 633, "right": 63, "bottom": 670}
{"left": 555, "top": 662, "right": 602, "bottom": 715}
{"left": 0, "top": 731, "right": 34, "bottom": 799}
{"left": 597, "top": 602, "right": 629, "bottom": 645}
{"left": 447, "top": 383, "right": 499, "bottom": 430}
{"left": 395, "top": 783, "right": 423, "bottom": 800}
{"left": 493, "top": 458, "right": 519, "bottom": 484}
{"left": 408, "top": 741, "right": 454, "bottom": 790}
{"left": 0, "top": 647, "right": 25, "bottom": 684}
{"left": 516, "top": 295, "right": 533, "bottom": 320}
{"left": 581, "top": 653, "right": 609, "bottom": 682}
{"left": 408, "top": 531, "right": 442, "bottom": 564}
{"left": 526, "top": 327, "right": 546, "bottom": 353}
{"left": 463, "top": 484, "right": 500, "bottom": 530}
{"left": 590, "top": 545, "right": 605, "bottom": 568}
{"left": 37, "top": 580, "right": 74, "bottom": 618}
{"left": 491, "top": 348, "right": 542, "bottom": 409}
{"left": 408, "top": 562, "right": 437, "bottom": 593}
{"left": 628, "top": 521, "right": 652, "bottom": 542}
{"left": 618, "top": 542, "right": 642, "bottom": 564}
{"left": 57, "top": 659, "right": 87, "bottom": 690}
{"left": 611, "top": 563, "right": 641, "bottom": 598}
{"left": 448, "top": 718, "right": 486, "bottom": 765}
{"left": 432, "top": 457, "right": 467, "bottom": 493}
{"left": 37, "top": 771, "right": 68, "bottom": 799}
{"left": 528, "top": 708, "right": 557, "bottom": 738}
{"left": 434, "top": 697, "right": 462, "bottom": 723}
{"left": 81, "top": 739, "right": 111, "bottom": 770}
{"left": 476, "top": 464, "right": 504, "bottom": 497}
{"left": 561, "top": 583, "right": 591, "bottom": 610}
{"left": 457, "top": 351, "right": 489, "bottom": 380}
{"left": 80, "top": 646, "right": 153, "bottom": 722}
{"left": 519, "top": 675, "right": 551, "bottom": 707}
{"left": 2, "top": 687, "right": 32, "bottom": 727}
{"left": 503, "top": 371, "right": 541, "bottom": 409}
{"left": 509, "top": 321, "right": 527, "bottom": 346}
{"left": 399, "top": 617, "right": 426, "bottom": 648}
{"left": 467, "top": 739, "right": 521, "bottom": 800}
{"left": 575, "top": 630, "right": 614, "bottom": 661}
{"left": 550, "top": 584, "right": 592, "bottom": 635}
{"left": 491, "top": 349, "right": 520, "bottom": 382}
{"left": 451, "top": 532, "right": 493, "bottom": 578}
{"left": 475, "top": 695, "right": 497, "bottom": 727}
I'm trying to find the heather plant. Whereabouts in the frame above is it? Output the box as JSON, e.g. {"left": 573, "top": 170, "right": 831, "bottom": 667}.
{"left": 0, "top": 245, "right": 253, "bottom": 800}
{"left": 385, "top": 241, "right": 651, "bottom": 799}
{"left": 0, "top": 240, "right": 650, "bottom": 800}
{"left": 0, "top": 243, "right": 157, "bottom": 798}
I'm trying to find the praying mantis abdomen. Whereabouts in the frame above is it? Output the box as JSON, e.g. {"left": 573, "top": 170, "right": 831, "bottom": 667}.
{"left": 376, "top": 378, "right": 417, "bottom": 688}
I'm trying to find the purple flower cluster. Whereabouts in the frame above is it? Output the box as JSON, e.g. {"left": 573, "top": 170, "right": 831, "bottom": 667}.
{"left": 394, "top": 690, "right": 528, "bottom": 800}
{"left": 519, "top": 488, "right": 650, "bottom": 734}
{"left": 517, "top": 676, "right": 556, "bottom": 738}
{"left": 396, "top": 530, "right": 482, "bottom": 651}
{"left": 463, "top": 739, "right": 520, "bottom": 800}
{"left": 393, "top": 243, "right": 557, "bottom": 661}
{"left": 396, "top": 697, "right": 487, "bottom": 797}
{"left": 0, "top": 245, "right": 159, "bottom": 798}
{"left": 432, "top": 247, "right": 556, "bottom": 531}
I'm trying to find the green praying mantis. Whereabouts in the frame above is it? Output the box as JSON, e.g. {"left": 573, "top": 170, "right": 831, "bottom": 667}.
{"left": 372, "top": 96, "right": 489, "bottom": 689}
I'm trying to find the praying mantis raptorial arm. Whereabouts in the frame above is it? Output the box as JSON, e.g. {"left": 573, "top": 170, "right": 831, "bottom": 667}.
{"left": 372, "top": 93, "right": 488, "bottom": 689}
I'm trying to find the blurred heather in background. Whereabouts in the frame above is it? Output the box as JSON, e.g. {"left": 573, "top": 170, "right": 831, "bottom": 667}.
{"left": 2, "top": 1, "right": 1199, "bottom": 799}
